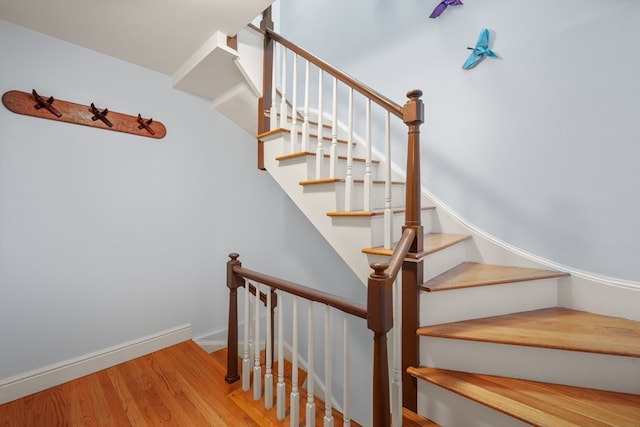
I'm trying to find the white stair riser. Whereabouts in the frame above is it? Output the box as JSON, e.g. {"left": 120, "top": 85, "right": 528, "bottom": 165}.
{"left": 328, "top": 209, "right": 433, "bottom": 253}
{"left": 422, "top": 243, "right": 467, "bottom": 282}
{"left": 417, "top": 381, "right": 529, "bottom": 427}
{"left": 334, "top": 182, "right": 405, "bottom": 212}
{"left": 303, "top": 182, "right": 406, "bottom": 213}
{"left": 288, "top": 132, "right": 356, "bottom": 159}
{"left": 370, "top": 209, "right": 433, "bottom": 248}
{"left": 420, "top": 278, "right": 559, "bottom": 326}
{"left": 306, "top": 156, "right": 381, "bottom": 181}
{"left": 420, "top": 337, "right": 640, "bottom": 394}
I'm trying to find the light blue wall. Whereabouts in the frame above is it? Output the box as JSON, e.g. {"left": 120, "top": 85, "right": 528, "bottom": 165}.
{"left": 280, "top": 0, "right": 640, "bottom": 282}
{"left": 0, "top": 19, "right": 367, "bottom": 410}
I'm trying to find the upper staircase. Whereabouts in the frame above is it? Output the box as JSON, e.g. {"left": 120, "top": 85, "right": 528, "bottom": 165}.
{"left": 218, "top": 13, "right": 640, "bottom": 427}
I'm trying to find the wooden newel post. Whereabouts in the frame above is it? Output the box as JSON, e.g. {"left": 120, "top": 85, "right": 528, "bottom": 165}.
{"left": 403, "top": 89, "right": 424, "bottom": 235}
{"left": 367, "top": 263, "right": 393, "bottom": 427}
{"left": 401, "top": 89, "right": 425, "bottom": 411}
{"left": 225, "top": 253, "right": 242, "bottom": 383}
{"left": 257, "top": 7, "right": 274, "bottom": 170}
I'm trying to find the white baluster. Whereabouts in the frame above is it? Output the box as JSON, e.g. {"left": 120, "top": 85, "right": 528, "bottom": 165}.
{"left": 363, "top": 99, "right": 373, "bottom": 211}
{"left": 315, "top": 69, "right": 324, "bottom": 180}
{"left": 384, "top": 111, "right": 393, "bottom": 249}
{"left": 270, "top": 46, "right": 278, "bottom": 130}
{"left": 279, "top": 45, "right": 288, "bottom": 130}
{"left": 324, "top": 305, "right": 334, "bottom": 427}
{"left": 253, "top": 283, "right": 262, "bottom": 401}
{"left": 306, "top": 301, "right": 315, "bottom": 427}
{"left": 301, "top": 60, "right": 310, "bottom": 152}
{"left": 329, "top": 78, "right": 338, "bottom": 179}
{"left": 242, "top": 281, "right": 251, "bottom": 391}
{"left": 265, "top": 287, "right": 273, "bottom": 409}
{"left": 290, "top": 297, "right": 300, "bottom": 427}
{"left": 277, "top": 291, "right": 286, "bottom": 420}
{"left": 391, "top": 276, "right": 403, "bottom": 427}
{"left": 344, "top": 89, "right": 354, "bottom": 212}
{"left": 343, "top": 314, "right": 351, "bottom": 427}
{"left": 248, "top": 285, "right": 255, "bottom": 387}
{"left": 290, "top": 53, "right": 299, "bottom": 153}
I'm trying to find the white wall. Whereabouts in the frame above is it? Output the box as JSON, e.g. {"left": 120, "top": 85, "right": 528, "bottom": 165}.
{"left": 280, "top": 0, "right": 640, "bottom": 282}
{"left": 0, "top": 19, "right": 366, "bottom": 398}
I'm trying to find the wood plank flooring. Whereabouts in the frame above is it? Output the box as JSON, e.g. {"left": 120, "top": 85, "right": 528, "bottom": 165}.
{"left": 408, "top": 366, "right": 640, "bottom": 427}
{"left": 0, "top": 341, "right": 437, "bottom": 426}
{"left": 417, "top": 307, "right": 640, "bottom": 357}
{"left": 0, "top": 341, "right": 348, "bottom": 426}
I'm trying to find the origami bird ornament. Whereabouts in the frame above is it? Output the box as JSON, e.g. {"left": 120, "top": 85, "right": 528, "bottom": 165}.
{"left": 429, "top": 0, "right": 463, "bottom": 18}
{"left": 462, "top": 28, "right": 499, "bottom": 69}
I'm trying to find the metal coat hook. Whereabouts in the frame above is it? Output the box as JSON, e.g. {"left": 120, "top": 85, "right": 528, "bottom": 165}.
{"left": 136, "top": 114, "right": 155, "bottom": 135}
{"left": 32, "top": 89, "right": 62, "bottom": 117}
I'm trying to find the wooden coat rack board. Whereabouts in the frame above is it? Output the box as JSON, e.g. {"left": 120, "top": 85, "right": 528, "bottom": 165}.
{"left": 2, "top": 89, "right": 166, "bottom": 139}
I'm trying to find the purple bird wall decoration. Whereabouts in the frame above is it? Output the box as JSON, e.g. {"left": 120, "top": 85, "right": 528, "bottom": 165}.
{"left": 429, "top": 0, "right": 463, "bottom": 19}
{"left": 462, "top": 28, "right": 500, "bottom": 69}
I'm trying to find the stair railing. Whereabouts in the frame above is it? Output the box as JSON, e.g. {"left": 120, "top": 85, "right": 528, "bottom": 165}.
{"left": 256, "top": 18, "right": 422, "bottom": 247}
{"left": 225, "top": 232, "right": 415, "bottom": 427}
{"left": 255, "top": 6, "right": 425, "bottom": 417}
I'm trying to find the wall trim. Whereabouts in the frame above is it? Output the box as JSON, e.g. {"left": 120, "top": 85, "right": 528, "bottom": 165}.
{"left": 195, "top": 339, "right": 226, "bottom": 354}
{"left": 0, "top": 324, "right": 192, "bottom": 405}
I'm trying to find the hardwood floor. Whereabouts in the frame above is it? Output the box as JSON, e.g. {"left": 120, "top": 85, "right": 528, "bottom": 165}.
{"left": 0, "top": 340, "right": 362, "bottom": 427}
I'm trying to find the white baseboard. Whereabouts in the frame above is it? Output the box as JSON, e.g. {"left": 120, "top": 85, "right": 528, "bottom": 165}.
{"left": 0, "top": 324, "right": 192, "bottom": 405}
{"left": 195, "top": 339, "right": 226, "bottom": 354}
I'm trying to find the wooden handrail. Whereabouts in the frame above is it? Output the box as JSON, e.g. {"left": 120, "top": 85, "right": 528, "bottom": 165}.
{"left": 232, "top": 263, "right": 367, "bottom": 319}
{"left": 256, "top": 26, "right": 404, "bottom": 119}
{"left": 384, "top": 227, "right": 417, "bottom": 281}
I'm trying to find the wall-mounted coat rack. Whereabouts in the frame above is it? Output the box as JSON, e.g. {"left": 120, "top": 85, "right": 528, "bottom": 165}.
{"left": 2, "top": 89, "right": 166, "bottom": 139}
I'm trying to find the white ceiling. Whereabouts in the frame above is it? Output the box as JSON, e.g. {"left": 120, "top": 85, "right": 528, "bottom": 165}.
{"left": 0, "top": 0, "right": 272, "bottom": 76}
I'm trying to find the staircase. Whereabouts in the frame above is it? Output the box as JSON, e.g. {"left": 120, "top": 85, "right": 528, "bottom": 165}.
{"left": 258, "top": 120, "right": 640, "bottom": 426}
{"left": 212, "top": 17, "right": 640, "bottom": 427}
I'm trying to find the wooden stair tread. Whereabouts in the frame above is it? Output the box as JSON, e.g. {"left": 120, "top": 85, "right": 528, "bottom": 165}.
{"left": 328, "top": 206, "right": 434, "bottom": 218}
{"left": 275, "top": 151, "right": 380, "bottom": 163}
{"left": 362, "top": 232, "right": 470, "bottom": 258}
{"left": 422, "top": 261, "right": 570, "bottom": 292}
{"left": 299, "top": 178, "right": 404, "bottom": 186}
{"left": 264, "top": 126, "right": 354, "bottom": 145}
{"left": 417, "top": 307, "right": 640, "bottom": 357}
{"left": 408, "top": 366, "right": 640, "bottom": 427}
{"left": 402, "top": 407, "right": 441, "bottom": 426}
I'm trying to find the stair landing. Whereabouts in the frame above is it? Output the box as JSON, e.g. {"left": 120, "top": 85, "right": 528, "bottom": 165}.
{"left": 417, "top": 307, "right": 640, "bottom": 357}
{"left": 409, "top": 366, "right": 640, "bottom": 427}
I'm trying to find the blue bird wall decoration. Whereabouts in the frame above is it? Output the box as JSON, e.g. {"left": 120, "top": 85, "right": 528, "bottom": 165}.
{"left": 462, "top": 28, "right": 499, "bottom": 69}
{"left": 429, "top": 0, "right": 463, "bottom": 18}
